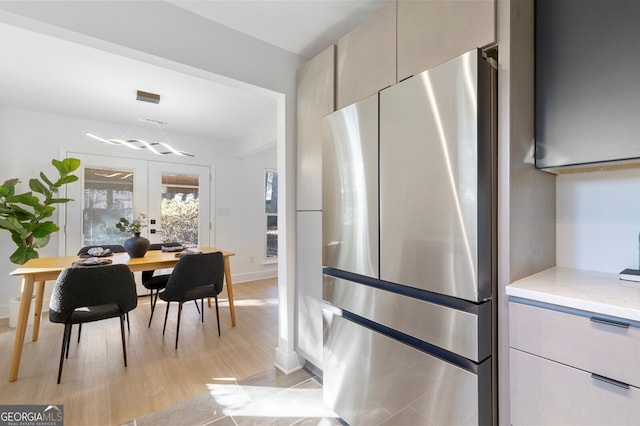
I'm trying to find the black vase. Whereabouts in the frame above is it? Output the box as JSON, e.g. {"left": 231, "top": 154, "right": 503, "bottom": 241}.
{"left": 124, "top": 233, "right": 150, "bottom": 258}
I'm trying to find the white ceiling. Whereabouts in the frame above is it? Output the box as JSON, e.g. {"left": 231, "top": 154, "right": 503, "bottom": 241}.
{"left": 168, "top": 0, "right": 390, "bottom": 59}
{"left": 0, "top": 22, "right": 278, "bottom": 144}
{"left": 0, "top": 1, "right": 388, "bottom": 153}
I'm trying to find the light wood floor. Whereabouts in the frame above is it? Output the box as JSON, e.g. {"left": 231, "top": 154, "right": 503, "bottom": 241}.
{"left": 0, "top": 278, "right": 278, "bottom": 425}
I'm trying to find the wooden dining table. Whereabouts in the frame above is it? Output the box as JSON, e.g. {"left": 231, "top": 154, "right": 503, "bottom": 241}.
{"left": 7, "top": 247, "right": 236, "bottom": 382}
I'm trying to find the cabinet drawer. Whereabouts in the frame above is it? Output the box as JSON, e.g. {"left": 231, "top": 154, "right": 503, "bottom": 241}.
{"left": 510, "top": 348, "right": 640, "bottom": 425}
{"left": 509, "top": 301, "right": 640, "bottom": 388}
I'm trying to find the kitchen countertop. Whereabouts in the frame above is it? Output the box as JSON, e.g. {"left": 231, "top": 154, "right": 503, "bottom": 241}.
{"left": 506, "top": 267, "right": 640, "bottom": 322}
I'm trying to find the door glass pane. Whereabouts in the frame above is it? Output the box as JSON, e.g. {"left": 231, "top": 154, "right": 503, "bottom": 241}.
{"left": 161, "top": 173, "right": 199, "bottom": 245}
{"left": 83, "top": 167, "right": 133, "bottom": 246}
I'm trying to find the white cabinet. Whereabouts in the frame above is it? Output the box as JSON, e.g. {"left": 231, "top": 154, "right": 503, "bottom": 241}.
{"left": 397, "top": 0, "right": 495, "bottom": 82}
{"left": 296, "top": 45, "right": 335, "bottom": 211}
{"left": 509, "top": 300, "right": 640, "bottom": 424}
{"left": 510, "top": 348, "right": 640, "bottom": 425}
{"left": 336, "top": 1, "right": 395, "bottom": 110}
{"left": 510, "top": 301, "right": 640, "bottom": 388}
{"left": 295, "top": 211, "right": 323, "bottom": 368}
{"left": 295, "top": 46, "right": 335, "bottom": 368}
{"left": 335, "top": 0, "right": 496, "bottom": 109}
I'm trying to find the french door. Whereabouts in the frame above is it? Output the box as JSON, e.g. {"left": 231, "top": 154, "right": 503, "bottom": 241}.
{"left": 147, "top": 161, "right": 210, "bottom": 246}
{"left": 64, "top": 153, "right": 211, "bottom": 256}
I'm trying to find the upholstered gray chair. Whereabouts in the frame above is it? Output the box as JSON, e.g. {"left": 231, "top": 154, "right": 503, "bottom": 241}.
{"left": 160, "top": 252, "right": 224, "bottom": 349}
{"left": 76, "top": 244, "right": 130, "bottom": 331}
{"left": 49, "top": 264, "right": 137, "bottom": 383}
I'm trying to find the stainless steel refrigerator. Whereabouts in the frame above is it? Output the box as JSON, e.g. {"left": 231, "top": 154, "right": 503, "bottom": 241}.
{"left": 322, "top": 49, "right": 497, "bottom": 425}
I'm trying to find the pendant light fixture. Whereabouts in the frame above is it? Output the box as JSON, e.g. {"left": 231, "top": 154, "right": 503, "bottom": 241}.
{"left": 86, "top": 90, "right": 194, "bottom": 157}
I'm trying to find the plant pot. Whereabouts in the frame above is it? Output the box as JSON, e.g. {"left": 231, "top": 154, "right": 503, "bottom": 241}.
{"left": 124, "top": 233, "right": 150, "bottom": 258}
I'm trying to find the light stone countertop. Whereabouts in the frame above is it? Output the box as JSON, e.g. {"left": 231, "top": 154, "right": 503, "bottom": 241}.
{"left": 506, "top": 266, "right": 640, "bottom": 322}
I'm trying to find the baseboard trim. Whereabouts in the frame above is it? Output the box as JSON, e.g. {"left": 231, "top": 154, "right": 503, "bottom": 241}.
{"left": 233, "top": 270, "right": 278, "bottom": 283}
{"left": 274, "top": 347, "right": 304, "bottom": 374}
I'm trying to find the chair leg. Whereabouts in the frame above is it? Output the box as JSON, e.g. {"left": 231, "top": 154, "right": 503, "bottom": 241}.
{"left": 77, "top": 324, "right": 82, "bottom": 343}
{"left": 175, "top": 302, "right": 183, "bottom": 350}
{"left": 120, "top": 314, "right": 128, "bottom": 367}
{"left": 148, "top": 289, "right": 159, "bottom": 328}
{"left": 200, "top": 299, "right": 204, "bottom": 323}
{"left": 163, "top": 302, "right": 170, "bottom": 335}
{"left": 194, "top": 300, "right": 201, "bottom": 315}
{"left": 214, "top": 296, "right": 221, "bottom": 337}
{"left": 57, "top": 324, "right": 72, "bottom": 384}
{"left": 66, "top": 324, "right": 74, "bottom": 359}
{"left": 126, "top": 312, "right": 130, "bottom": 333}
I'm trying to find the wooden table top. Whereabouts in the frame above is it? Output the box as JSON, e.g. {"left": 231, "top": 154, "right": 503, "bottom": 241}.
{"left": 10, "top": 247, "right": 235, "bottom": 277}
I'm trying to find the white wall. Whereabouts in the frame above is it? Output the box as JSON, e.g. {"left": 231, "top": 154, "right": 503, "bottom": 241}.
{"left": 215, "top": 146, "right": 279, "bottom": 281}
{"left": 0, "top": 2, "right": 305, "bottom": 372}
{"left": 0, "top": 106, "right": 277, "bottom": 317}
{"left": 556, "top": 168, "right": 640, "bottom": 273}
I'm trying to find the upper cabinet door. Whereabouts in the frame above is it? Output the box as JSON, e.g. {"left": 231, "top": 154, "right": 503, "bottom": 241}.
{"left": 336, "top": 1, "right": 396, "bottom": 110}
{"left": 536, "top": 0, "right": 640, "bottom": 170}
{"left": 296, "top": 45, "right": 335, "bottom": 211}
{"left": 397, "top": 0, "right": 495, "bottom": 81}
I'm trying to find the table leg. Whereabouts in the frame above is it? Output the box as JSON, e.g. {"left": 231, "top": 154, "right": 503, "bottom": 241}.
{"left": 207, "top": 257, "right": 236, "bottom": 326}
{"left": 223, "top": 256, "right": 236, "bottom": 327}
{"left": 9, "top": 275, "right": 35, "bottom": 382}
{"left": 31, "top": 281, "right": 46, "bottom": 341}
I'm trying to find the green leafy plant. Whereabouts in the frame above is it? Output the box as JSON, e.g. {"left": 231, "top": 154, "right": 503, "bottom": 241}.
{"left": 115, "top": 213, "right": 147, "bottom": 234}
{"left": 0, "top": 158, "right": 81, "bottom": 264}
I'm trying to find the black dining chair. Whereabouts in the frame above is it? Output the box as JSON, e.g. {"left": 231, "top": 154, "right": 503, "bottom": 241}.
{"left": 49, "top": 263, "right": 137, "bottom": 384}
{"left": 76, "top": 244, "right": 130, "bottom": 333}
{"left": 160, "top": 251, "right": 225, "bottom": 350}
{"left": 141, "top": 242, "right": 186, "bottom": 327}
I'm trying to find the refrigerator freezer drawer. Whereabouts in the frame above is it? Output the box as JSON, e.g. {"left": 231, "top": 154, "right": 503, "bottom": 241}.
{"left": 323, "top": 274, "right": 491, "bottom": 362}
{"left": 321, "top": 93, "right": 379, "bottom": 278}
{"left": 323, "top": 313, "right": 492, "bottom": 425}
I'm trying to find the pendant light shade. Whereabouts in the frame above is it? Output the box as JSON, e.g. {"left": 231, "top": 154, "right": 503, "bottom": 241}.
{"left": 86, "top": 90, "right": 194, "bottom": 157}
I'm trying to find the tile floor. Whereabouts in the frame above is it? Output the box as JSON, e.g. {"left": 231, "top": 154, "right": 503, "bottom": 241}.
{"left": 121, "top": 368, "right": 342, "bottom": 426}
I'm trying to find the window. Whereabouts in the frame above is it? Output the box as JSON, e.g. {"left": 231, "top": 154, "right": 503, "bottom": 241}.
{"left": 265, "top": 170, "right": 278, "bottom": 259}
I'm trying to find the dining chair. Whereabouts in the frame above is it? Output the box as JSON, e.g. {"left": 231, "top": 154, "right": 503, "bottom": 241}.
{"left": 141, "top": 242, "right": 187, "bottom": 327}
{"left": 160, "top": 251, "right": 224, "bottom": 349}
{"left": 76, "top": 244, "right": 130, "bottom": 333}
{"left": 48, "top": 263, "right": 137, "bottom": 384}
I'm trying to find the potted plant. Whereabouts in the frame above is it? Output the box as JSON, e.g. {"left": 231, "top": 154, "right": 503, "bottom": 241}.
{"left": 0, "top": 158, "right": 81, "bottom": 264}
{"left": 116, "top": 213, "right": 150, "bottom": 258}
